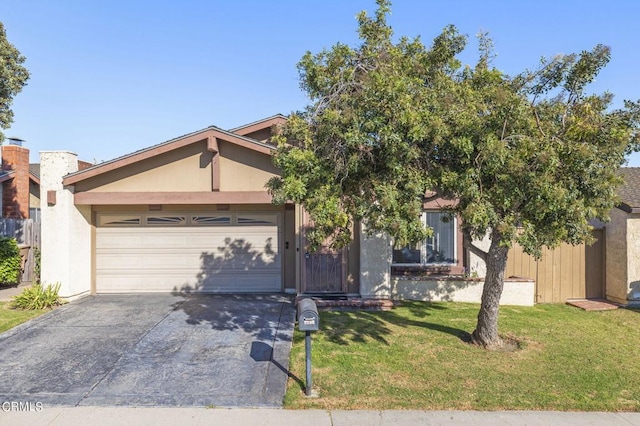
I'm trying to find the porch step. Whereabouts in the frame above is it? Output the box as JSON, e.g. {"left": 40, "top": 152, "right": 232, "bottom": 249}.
{"left": 296, "top": 296, "right": 395, "bottom": 311}
{"left": 566, "top": 298, "right": 620, "bottom": 311}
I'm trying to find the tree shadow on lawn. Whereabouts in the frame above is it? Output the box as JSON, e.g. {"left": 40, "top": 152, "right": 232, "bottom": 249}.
{"left": 320, "top": 301, "right": 471, "bottom": 346}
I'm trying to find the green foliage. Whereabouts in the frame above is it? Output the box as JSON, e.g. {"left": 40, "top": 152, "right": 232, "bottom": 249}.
{"left": 33, "top": 247, "right": 41, "bottom": 284}
{"left": 285, "top": 303, "right": 640, "bottom": 411}
{"left": 268, "top": 0, "right": 640, "bottom": 346}
{"left": 0, "top": 22, "right": 30, "bottom": 143}
{"left": 0, "top": 301, "right": 46, "bottom": 333}
{"left": 268, "top": 0, "right": 640, "bottom": 256}
{"left": 0, "top": 236, "right": 21, "bottom": 285}
{"left": 10, "top": 283, "right": 65, "bottom": 310}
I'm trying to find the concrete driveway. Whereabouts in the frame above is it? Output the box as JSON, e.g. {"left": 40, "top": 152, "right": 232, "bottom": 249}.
{"left": 0, "top": 293, "right": 296, "bottom": 407}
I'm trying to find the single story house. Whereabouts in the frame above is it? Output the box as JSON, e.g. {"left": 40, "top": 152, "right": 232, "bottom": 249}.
{"left": 40, "top": 115, "right": 533, "bottom": 305}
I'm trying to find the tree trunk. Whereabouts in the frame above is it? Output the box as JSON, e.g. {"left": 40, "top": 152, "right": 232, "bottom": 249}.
{"left": 472, "top": 228, "right": 510, "bottom": 349}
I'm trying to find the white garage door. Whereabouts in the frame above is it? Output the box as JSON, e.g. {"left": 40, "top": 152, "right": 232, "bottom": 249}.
{"left": 96, "top": 212, "right": 281, "bottom": 293}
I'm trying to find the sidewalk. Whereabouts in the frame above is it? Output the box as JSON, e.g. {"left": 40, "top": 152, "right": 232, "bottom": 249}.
{"left": 2, "top": 407, "right": 640, "bottom": 426}
{"left": 0, "top": 282, "right": 30, "bottom": 302}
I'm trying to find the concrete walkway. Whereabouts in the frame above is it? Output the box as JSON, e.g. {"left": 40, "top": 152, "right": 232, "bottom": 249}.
{"left": 0, "top": 281, "right": 31, "bottom": 302}
{"left": 2, "top": 407, "right": 640, "bottom": 426}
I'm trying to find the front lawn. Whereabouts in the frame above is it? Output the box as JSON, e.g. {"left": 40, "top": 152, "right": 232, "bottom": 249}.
{"left": 285, "top": 302, "right": 640, "bottom": 411}
{"left": 0, "top": 301, "right": 47, "bottom": 334}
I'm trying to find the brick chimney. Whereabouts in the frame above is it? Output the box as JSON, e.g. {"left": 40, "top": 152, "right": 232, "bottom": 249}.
{"left": 2, "top": 140, "right": 30, "bottom": 218}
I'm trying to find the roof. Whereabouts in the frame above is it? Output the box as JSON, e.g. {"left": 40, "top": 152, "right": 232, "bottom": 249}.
{"left": 62, "top": 124, "right": 277, "bottom": 185}
{"left": 0, "top": 170, "right": 15, "bottom": 184}
{"left": 618, "top": 167, "right": 640, "bottom": 212}
{"left": 229, "top": 114, "right": 287, "bottom": 135}
{"left": 29, "top": 163, "right": 40, "bottom": 179}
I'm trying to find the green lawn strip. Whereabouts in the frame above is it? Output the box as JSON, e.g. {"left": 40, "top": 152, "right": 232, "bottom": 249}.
{"left": 284, "top": 302, "right": 640, "bottom": 411}
{"left": 0, "top": 301, "right": 47, "bottom": 334}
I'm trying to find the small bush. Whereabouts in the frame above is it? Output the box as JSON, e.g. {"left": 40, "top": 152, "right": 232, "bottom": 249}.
{"left": 11, "top": 283, "right": 65, "bottom": 310}
{"left": 0, "top": 237, "right": 21, "bottom": 285}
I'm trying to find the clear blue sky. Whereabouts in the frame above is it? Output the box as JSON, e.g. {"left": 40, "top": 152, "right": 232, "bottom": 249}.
{"left": 2, "top": 0, "right": 640, "bottom": 165}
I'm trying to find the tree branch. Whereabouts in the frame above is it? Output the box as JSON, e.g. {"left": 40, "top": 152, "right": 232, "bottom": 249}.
{"left": 463, "top": 238, "right": 488, "bottom": 262}
{"left": 532, "top": 105, "right": 546, "bottom": 137}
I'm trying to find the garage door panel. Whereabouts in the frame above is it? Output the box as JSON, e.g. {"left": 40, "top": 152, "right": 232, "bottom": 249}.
{"left": 97, "top": 272, "right": 281, "bottom": 294}
{"left": 97, "top": 253, "right": 281, "bottom": 271}
{"left": 96, "top": 212, "right": 282, "bottom": 293}
{"left": 98, "top": 229, "right": 279, "bottom": 251}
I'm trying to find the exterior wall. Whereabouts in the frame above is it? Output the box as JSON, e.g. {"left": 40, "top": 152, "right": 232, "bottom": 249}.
{"left": 29, "top": 180, "right": 40, "bottom": 208}
{"left": 359, "top": 226, "right": 392, "bottom": 298}
{"left": 41, "top": 151, "right": 92, "bottom": 298}
{"left": 241, "top": 128, "right": 272, "bottom": 143}
{"left": 625, "top": 215, "right": 640, "bottom": 303}
{"left": 75, "top": 142, "right": 213, "bottom": 193}
{"left": 391, "top": 277, "right": 535, "bottom": 306}
{"left": 346, "top": 227, "right": 361, "bottom": 294}
{"left": 605, "top": 208, "right": 629, "bottom": 303}
{"left": 2, "top": 145, "right": 30, "bottom": 218}
{"left": 467, "top": 233, "right": 491, "bottom": 278}
{"left": 219, "top": 141, "right": 279, "bottom": 191}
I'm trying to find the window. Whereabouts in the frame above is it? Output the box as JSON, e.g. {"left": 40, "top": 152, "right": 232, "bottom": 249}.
{"left": 392, "top": 211, "right": 456, "bottom": 265}
{"left": 237, "top": 214, "right": 278, "bottom": 226}
{"left": 98, "top": 214, "right": 142, "bottom": 226}
{"left": 191, "top": 215, "right": 231, "bottom": 226}
{"left": 146, "top": 215, "right": 187, "bottom": 226}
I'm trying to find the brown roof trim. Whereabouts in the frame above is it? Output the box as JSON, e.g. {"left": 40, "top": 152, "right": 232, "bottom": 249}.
{"left": 29, "top": 172, "right": 40, "bottom": 185}
{"left": 63, "top": 126, "right": 274, "bottom": 186}
{"left": 0, "top": 171, "right": 15, "bottom": 184}
{"left": 73, "top": 191, "right": 275, "bottom": 205}
{"left": 230, "top": 114, "right": 287, "bottom": 136}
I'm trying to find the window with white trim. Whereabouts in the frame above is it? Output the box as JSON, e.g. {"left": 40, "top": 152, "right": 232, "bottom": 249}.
{"left": 392, "top": 211, "right": 456, "bottom": 265}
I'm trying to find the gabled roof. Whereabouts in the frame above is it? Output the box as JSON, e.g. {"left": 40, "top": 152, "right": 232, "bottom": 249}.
{"left": 230, "top": 114, "right": 287, "bottom": 137}
{"left": 62, "top": 124, "right": 276, "bottom": 186}
{"left": 618, "top": 167, "right": 640, "bottom": 213}
{"left": 29, "top": 163, "right": 40, "bottom": 185}
{"left": 0, "top": 170, "right": 15, "bottom": 184}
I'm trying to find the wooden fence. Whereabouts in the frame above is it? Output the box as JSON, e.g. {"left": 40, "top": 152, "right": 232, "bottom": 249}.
{"left": 506, "top": 229, "right": 605, "bottom": 303}
{"left": 0, "top": 219, "right": 41, "bottom": 283}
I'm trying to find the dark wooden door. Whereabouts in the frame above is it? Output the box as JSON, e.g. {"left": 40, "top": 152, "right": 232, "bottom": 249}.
{"left": 585, "top": 229, "right": 605, "bottom": 299}
{"left": 300, "top": 211, "right": 346, "bottom": 293}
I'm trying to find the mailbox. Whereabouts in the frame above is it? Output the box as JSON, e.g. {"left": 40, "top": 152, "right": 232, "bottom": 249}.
{"left": 298, "top": 298, "right": 319, "bottom": 331}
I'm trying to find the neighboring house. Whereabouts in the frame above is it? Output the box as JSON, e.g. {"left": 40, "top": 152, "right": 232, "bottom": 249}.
{"left": 604, "top": 167, "right": 640, "bottom": 306}
{"left": 42, "top": 114, "right": 535, "bottom": 303}
{"left": 0, "top": 139, "right": 41, "bottom": 219}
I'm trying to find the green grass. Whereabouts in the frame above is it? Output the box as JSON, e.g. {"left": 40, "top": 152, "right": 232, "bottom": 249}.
{"left": 284, "top": 302, "right": 640, "bottom": 411}
{"left": 0, "top": 301, "right": 47, "bottom": 334}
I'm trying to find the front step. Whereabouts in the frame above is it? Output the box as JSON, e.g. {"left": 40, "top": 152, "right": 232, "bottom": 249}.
{"left": 296, "top": 295, "right": 394, "bottom": 311}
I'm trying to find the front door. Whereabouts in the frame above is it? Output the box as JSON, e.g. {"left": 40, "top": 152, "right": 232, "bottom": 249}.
{"left": 300, "top": 211, "right": 347, "bottom": 293}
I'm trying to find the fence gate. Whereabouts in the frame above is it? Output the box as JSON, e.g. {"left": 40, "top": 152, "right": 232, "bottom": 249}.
{"left": 0, "top": 218, "right": 41, "bottom": 283}
{"left": 506, "top": 229, "right": 605, "bottom": 303}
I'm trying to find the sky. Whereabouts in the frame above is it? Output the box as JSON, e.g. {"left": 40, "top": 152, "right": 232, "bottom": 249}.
{"left": 1, "top": 0, "right": 640, "bottom": 165}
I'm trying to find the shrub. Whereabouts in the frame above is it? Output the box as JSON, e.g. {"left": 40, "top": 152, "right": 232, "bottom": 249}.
{"left": 10, "top": 283, "right": 65, "bottom": 310}
{"left": 33, "top": 247, "right": 41, "bottom": 284}
{"left": 0, "top": 237, "right": 21, "bottom": 285}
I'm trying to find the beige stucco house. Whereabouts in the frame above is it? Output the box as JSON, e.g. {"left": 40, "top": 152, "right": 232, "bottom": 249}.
{"left": 40, "top": 115, "right": 534, "bottom": 305}
{"left": 605, "top": 167, "right": 640, "bottom": 306}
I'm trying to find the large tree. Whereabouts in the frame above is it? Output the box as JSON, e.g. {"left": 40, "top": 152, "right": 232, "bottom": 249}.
{"left": 268, "top": 0, "right": 640, "bottom": 348}
{"left": 0, "top": 22, "right": 29, "bottom": 143}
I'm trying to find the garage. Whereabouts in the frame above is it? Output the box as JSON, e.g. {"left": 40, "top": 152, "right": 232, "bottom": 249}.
{"left": 96, "top": 211, "right": 282, "bottom": 293}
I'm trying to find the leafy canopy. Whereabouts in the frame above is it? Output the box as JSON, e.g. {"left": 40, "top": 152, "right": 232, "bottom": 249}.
{"left": 268, "top": 0, "right": 640, "bottom": 256}
{"left": 0, "top": 22, "right": 29, "bottom": 143}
